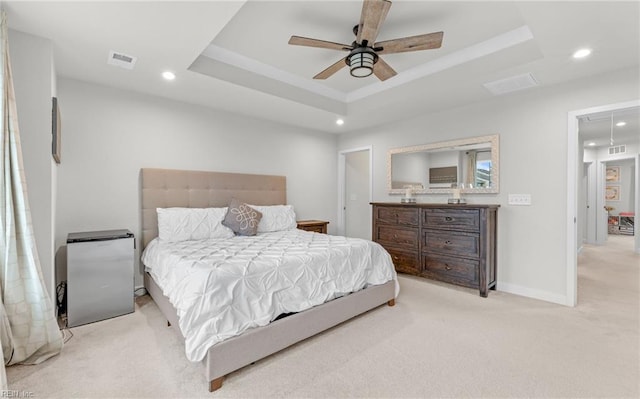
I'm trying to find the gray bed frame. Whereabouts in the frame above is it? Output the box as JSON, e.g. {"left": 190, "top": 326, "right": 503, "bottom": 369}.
{"left": 140, "top": 168, "right": 396, "bottom": 392}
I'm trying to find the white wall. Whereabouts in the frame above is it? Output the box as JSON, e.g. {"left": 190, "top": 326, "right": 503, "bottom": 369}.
{"left": 9, "top": 29, "right": 56, "bottom": 307}
{"left": 55, "top": 78, "right": 338, "bottom": 288}
{"left": 338, "top": 66, "right": 640, "bottom": 305}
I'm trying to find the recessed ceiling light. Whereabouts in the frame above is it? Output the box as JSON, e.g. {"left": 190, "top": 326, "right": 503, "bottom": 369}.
{"left": 616, "top": 121, "right": 626, "bottom": 127}
{"left": 572, "top": 48, "right": 592, "bottom": 59}
{"left": 336, "top": 118, "right": 344, "bottom": 126}
{"left": 162, "top": 71, "right": 176, "bottom": 81}
{"left": 588, "top": 142, "right": 596, "bottom": 146}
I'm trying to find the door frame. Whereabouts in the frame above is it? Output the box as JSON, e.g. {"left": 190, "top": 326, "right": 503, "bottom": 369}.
{"left": 566, "top": 99, "right": 639, "bottom": 307}
{"left": 337, "top": 146, "right": 373, "bottom": 236}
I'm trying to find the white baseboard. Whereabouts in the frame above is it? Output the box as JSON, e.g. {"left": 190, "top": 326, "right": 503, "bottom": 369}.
{"left": 497, "top": 282, "right": 569, "bottom": 306}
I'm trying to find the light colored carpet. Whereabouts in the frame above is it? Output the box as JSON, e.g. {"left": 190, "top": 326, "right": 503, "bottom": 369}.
{"left": 6, "top": 235, "right": 639, "bottom": 398}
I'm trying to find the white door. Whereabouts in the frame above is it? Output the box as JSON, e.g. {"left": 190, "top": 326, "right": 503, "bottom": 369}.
{"left": 580, "top": 162, "right": 589, "bottom": 246}
{"left": 344, "top": 150, "right": 371, "bottom": 240}
{"left": 344, "top": 150, "right": 371, "bottom": 239}
{"left": 596, "top": 161, "right": 609, "bottom": 244}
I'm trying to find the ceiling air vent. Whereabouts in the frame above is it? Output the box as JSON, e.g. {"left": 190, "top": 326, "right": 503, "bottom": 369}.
{"left": 107, "top": 50, "right": 137, "bottom": 70}
{"left": 483, "top": 73, "right": 538, "bottom": 95}
{"left": 608, "top": 145, "right": 626, "bottom": 155}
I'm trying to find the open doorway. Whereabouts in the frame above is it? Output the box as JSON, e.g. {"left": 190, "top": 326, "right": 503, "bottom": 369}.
{"left": 568, "top": 100, "right": 640, "bottom": 306}
{"left": 581, "top": 109, "right": 638, "bottom": 248}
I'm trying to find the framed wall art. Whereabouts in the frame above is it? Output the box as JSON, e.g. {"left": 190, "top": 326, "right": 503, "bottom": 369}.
{"left": 605, "top": 185, "right": 620, "bottom": 201}
{"left": 606, "top": 166, "right": 620, "bottom": 182}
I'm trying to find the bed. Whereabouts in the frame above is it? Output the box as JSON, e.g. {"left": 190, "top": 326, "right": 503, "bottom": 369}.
{"left": 140, "top": 168, "right": 398, "bottom": 392}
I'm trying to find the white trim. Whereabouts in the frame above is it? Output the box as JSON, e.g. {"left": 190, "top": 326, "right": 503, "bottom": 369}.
{"left": 202, "top": 44, "right": 347, "bottom": 102}
{"left": 338, "top": 146, "right": 373, "bottom": 237}
{"left": 566, "top": 99, "right": 640, "bottom": 307}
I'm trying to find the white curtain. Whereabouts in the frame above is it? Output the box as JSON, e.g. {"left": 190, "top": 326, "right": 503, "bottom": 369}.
{"left": 0, "top": 11, "right": 63, "bottom": 389}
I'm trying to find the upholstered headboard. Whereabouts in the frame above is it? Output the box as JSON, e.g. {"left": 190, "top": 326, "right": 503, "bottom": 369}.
{"left": 140, "top": 168, "right": 286, "bottom": 249}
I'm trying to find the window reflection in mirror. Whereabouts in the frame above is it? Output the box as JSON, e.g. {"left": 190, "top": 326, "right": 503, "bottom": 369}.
{"left": 474, "top": 151, "right": 492, "bottom": 188}
{"left": 387, "top": 135, "right": 499, "bottom": 195}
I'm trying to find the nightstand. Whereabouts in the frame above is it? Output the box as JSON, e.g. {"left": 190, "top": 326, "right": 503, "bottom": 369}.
{"left": 296, "top": 220, "right": 329, "bottom": 234}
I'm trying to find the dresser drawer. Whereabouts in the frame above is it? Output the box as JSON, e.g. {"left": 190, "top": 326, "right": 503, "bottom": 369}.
{"left": 422, "top": 254, "right": 479, "bottom": 287}
{"left": 375, "top": 207, "right": 419, "bottom": 227}
{"left": 375, "top": 225, "right": 419, "bottom": 250}
{"left": 422, "top": 208, "right": 479, "bottom": 232}
{"left": 423, "top": 230, "right": 479, "bottom": 258}
{"left": 386, "top": 248, "right": 420, "bottom": 274}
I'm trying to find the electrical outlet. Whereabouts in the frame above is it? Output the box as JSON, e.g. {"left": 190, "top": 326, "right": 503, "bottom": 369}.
{"left": 508, "top": 194, "right": 532, "bottom": 206}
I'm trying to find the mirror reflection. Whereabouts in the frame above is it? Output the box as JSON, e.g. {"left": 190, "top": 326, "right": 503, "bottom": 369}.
{"left": 387, "top": 134, "right": 499, "bottom": 195}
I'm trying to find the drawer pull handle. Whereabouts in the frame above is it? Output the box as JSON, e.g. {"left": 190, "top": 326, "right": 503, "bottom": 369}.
{"left": 445, "top": 217, "right": 453, "bottom": 221}
{"left": 393, "top": 234, "right": 398, "bottom": 239}
{"left": 445, "top": 265, "right": 452, "bottom": 271}
{"left": 393, "top": 256, "right": 399, "bottom": 260}
{"left": 445, "top": 240, "right": 452, "bottom": 245}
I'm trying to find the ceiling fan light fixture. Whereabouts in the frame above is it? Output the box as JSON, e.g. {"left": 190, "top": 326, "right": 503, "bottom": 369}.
{"left": 347, "top": 47, "right": 377, "bottom": 78}
{"left": 289, "top": 0, "right": 443, "bottom": 81}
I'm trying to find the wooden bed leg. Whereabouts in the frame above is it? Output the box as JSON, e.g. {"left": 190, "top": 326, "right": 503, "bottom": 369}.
{"left": 209, "top": 376, "right": 224, "bottom": 392}
{"left": 387, "top": 299, "right": 395, "bottom": 306}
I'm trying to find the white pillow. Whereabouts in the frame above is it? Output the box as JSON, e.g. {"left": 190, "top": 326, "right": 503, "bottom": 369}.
{"left": 157, "top": 207, "right": 234, "bottom": 242}
{"left": 249, "top": 204, "right": 297, "bottom": 233}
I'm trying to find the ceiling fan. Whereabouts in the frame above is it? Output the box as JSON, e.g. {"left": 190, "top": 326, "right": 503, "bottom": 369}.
{"left": 288, "top": 0, "right": 443, "bottom": 81}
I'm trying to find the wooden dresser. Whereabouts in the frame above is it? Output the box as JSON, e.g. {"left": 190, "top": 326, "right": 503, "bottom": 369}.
{"left": 371, "top": 203, "right": 499, "bottom": 297}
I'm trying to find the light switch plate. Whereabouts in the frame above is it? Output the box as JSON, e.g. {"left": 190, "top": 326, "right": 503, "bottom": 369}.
{"left": 508, "top": 194, "right": 532, "bottom": 205}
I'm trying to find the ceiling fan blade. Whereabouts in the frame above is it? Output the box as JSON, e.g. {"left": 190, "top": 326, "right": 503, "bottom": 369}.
{"left": 314, "top": 57, "right": 348, "bottom": 80}
{"left": 356, "top": 0, "right": 392, "bottom": 46}
{"left": 373, "top": 57, "right": 397, "bottom": 81}
{"left": 375, "top": 32, "right": 444, "bottom": 54}
{"left": 288, "top": 36, "right": 351, "bottom": 51}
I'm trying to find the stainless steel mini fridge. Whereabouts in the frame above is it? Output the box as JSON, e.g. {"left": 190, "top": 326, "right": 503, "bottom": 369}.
{"left": 66, "top": 229, "right": 135, "bottom": 327}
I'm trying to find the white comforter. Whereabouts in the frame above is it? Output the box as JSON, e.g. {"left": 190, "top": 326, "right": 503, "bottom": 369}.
{"left": 142, "top": 229, "right": 398, "bottom": 362}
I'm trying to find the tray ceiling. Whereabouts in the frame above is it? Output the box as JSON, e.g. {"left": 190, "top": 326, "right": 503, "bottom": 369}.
{"left": 4, "top": 1, "right": 640, "bottom": 134}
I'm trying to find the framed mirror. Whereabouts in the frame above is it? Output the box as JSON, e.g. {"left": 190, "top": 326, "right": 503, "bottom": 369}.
{"left": 387, "top": 134, "right": 499, "bottom": 195}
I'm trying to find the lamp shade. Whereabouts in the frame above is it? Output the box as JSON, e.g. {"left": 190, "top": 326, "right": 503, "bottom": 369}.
{"left": 347, "top": 48, "right": 376, "bottom": 78}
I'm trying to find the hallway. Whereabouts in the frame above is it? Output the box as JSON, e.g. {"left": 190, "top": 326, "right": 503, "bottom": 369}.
{"left": 577, "top": 234, "right": 638, "bottom": 309}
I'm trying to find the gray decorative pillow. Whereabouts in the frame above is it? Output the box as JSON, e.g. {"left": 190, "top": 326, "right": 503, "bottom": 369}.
{"left": 223, "top": 199, "right": 263, "bottom": 236}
